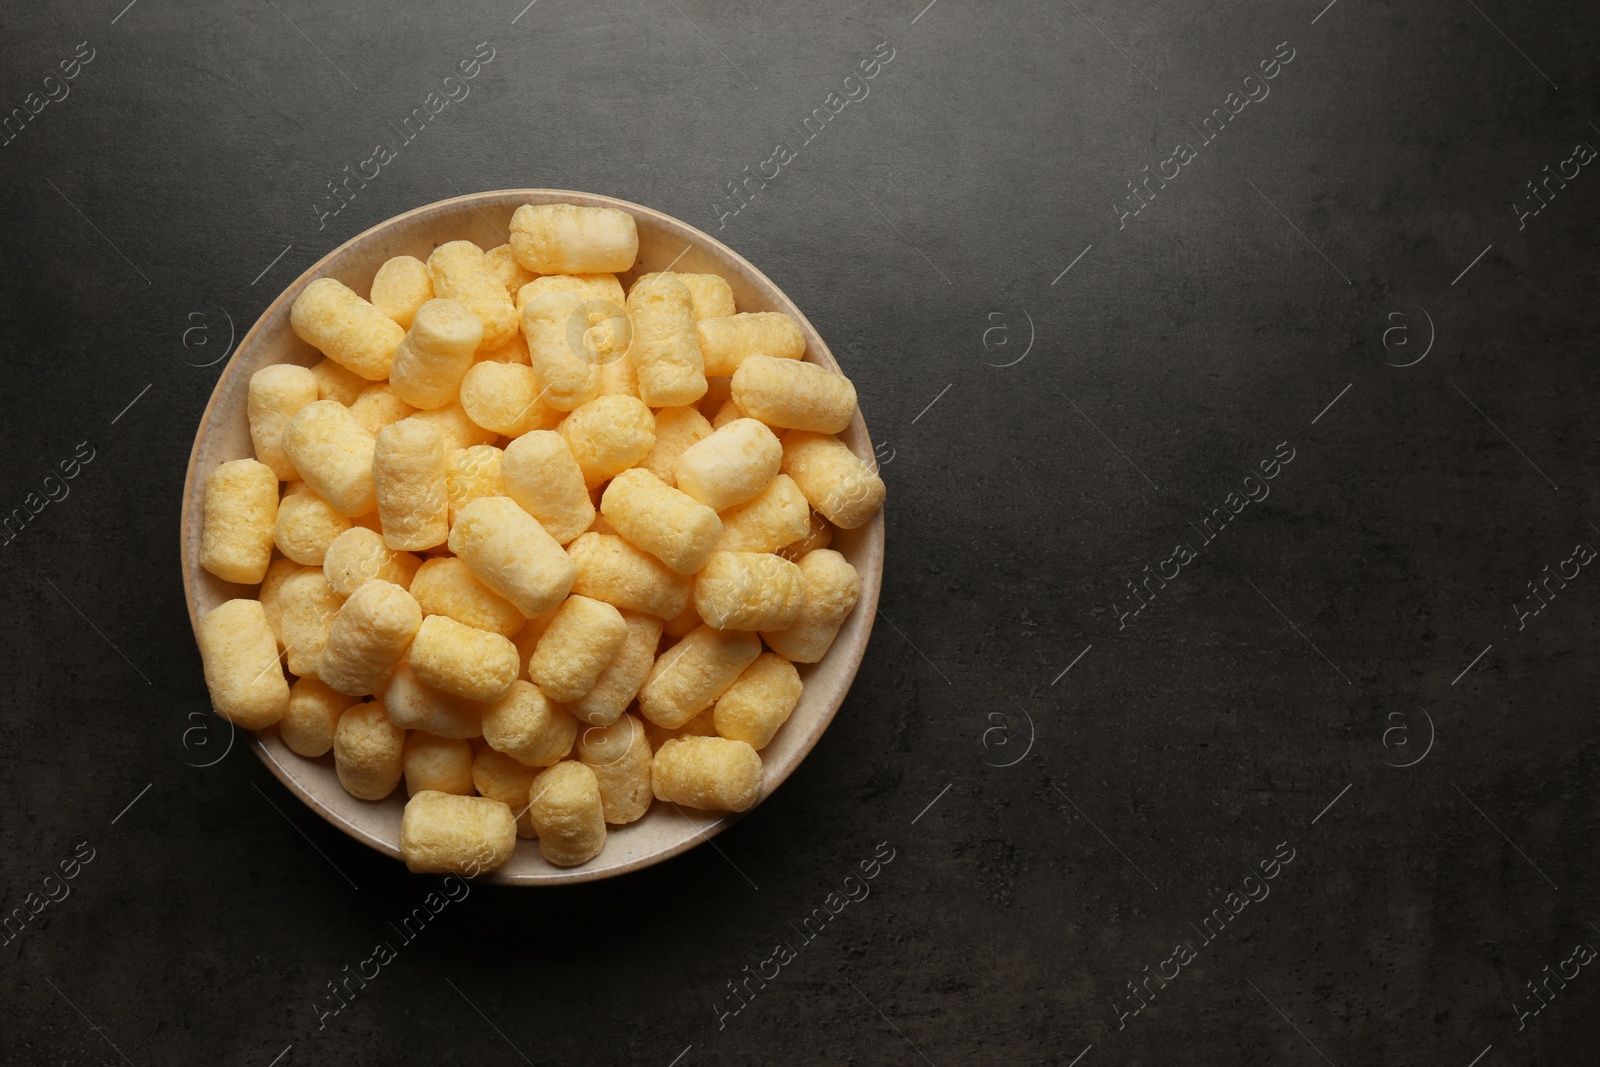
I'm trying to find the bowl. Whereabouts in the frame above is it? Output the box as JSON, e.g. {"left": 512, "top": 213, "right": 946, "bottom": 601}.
{"left": 179, "top": 190, "right": 884, "bottom": 884}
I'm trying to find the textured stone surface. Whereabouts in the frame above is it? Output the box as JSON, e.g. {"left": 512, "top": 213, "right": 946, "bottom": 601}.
{"left": 2, "top": 1, "right": 1596, "bottom": 1063}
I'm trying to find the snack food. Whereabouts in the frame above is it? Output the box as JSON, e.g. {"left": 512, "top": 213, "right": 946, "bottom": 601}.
{"left": 526, "top": 760, "right": 607, "bottom": 866}
{"left": 577, "top": 714, "right": 653, "bottom": 824}
{"left": 697, "top": 312, "right": 805, "bottom": 377}
{"left": 278, "top": 568, "right": 342, "bottom": 678}
{"left": 290, "top": 278, "right": 405, "bottom": 381}
{"left": 408, "top": 614, "right": 520, "bottom": 702}
{"left": 247, "top": 365, "right": 319, "bottom": 479}
{"left": 599, "top": 468, "right": 721, "bottom": 575}
{"left": 388, "top": 298, "right": 485, "bottom": 410}
{"left": 731, "top": 355, "right": 857, "bottom": 434}
{"left": 318, "top": 580, "right": 422, "bottom": 696}
{"left": 674, "top": 418, "right": 782, "bottom": 511}
{"left": 282, "top": 677, "right": 357, "bottom": 757}
{"left": 779, "top": 431, "right": 886, "bottom": 530}
{"left": 274, "top": 481, "right": 351, "bottom": 565}
{"left": 500, "top": 431, "right": 594, "bottom": 544}
{"left": 400, "top": 790, "right": 517, "bottom": 874}
{"left": 333, "top": 701, "right": 406, "bottom": 800}
{"left": 369, "top": 255, "right": 432, "bottom": 329}
{"left": 482, "top": 679, "right": 578, "bottom": 767}
{"left": 193, "top": 202, "right": 884, "bottom": 876}
{"left": 694, "top": 551, "right": 806, "bottom": 632}
{"left": 448, "top": 496, "right": 576, "bottom": 617}
{"left": 403, "top": 733, "right": 475, "bottom": 796}
{"left": 200, "top": 459, "right": 279, "bottom": 584}
{"left": 626, "top": 274, "right": 706, "bottom": 407}
{"left": 761, "top": 549, "right": 862, "bottom": 662}
{"left": 713, "top": 653, "right": 802, "bottom": 749}
{"left": 510, "top": 203, "right": 638, "bottom": 274}
{"left": 427, "top": 242, "right": 518, "bottom": 350}
{"left": 652, "top": 735, "right": 763, "bottom": 812}
{"left": 637, "top": 624, "right": 762, "bottom": 729}
{"left": 280, "top": 401, "right": 378, "bottom": 518}
{"left": 529, "top": 595, "right": 629, "bottom": 703}
{"left": 196, "top": 599, "right": 289, "bottom": 728}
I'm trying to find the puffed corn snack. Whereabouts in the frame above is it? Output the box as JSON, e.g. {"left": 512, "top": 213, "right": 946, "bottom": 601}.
{"left": 195, "top": 202, "right": 883, "bottom": 874}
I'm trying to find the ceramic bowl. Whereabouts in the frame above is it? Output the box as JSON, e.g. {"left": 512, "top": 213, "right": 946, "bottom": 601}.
{"left": 179, "top": 190, "right": 884, "bottom": 883}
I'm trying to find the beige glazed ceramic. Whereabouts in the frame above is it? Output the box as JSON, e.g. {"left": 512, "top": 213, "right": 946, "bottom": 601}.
{"left": 179, "top": 190, "right": 885, "bottom": 884}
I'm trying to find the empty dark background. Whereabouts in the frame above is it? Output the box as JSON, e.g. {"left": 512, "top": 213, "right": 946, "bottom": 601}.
{"left": 3, "top": 0, "right": 1597, "bottom": 1063}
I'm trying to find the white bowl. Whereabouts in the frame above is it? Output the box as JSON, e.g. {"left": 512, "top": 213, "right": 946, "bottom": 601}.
{"left": 179, "top": 190, "right": 884, "bottom": 884}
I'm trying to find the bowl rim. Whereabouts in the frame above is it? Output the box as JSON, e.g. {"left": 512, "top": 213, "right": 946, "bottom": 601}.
{"left": 179, "top": 188, "right": 884, "bottom": 884}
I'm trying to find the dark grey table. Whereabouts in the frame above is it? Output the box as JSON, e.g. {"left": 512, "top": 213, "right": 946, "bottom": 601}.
{"left": 3, "top": 1, "right": 1596, "bottom": 1063}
